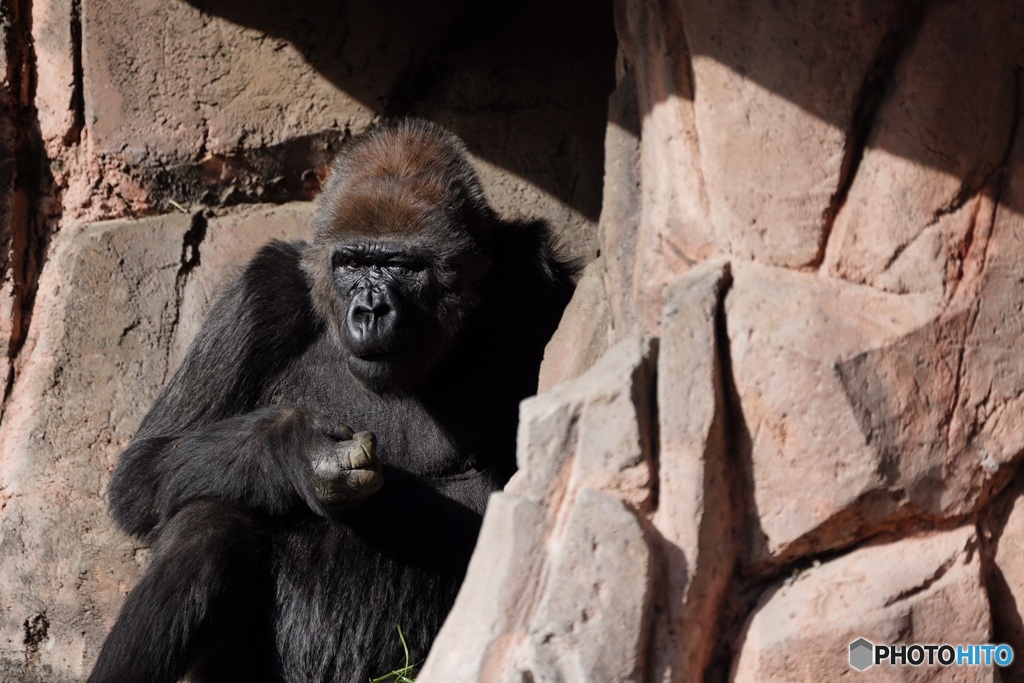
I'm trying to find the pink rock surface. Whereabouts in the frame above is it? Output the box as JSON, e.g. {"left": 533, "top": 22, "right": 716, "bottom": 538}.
{"left": 0, "top": 155, "right": 14, "bottom": 411}
{"left": 524, "top": 487, "right": 653, "bottom": 682}
{"left": 595, "top": 71, "right": 643, "bottom": 339}
{"left": 416, "top": 492, "right": 549, "bottom": 682}
{"left": 949, "top": 100, "right": 1024, "bottom": 501}
{"left": 510, "top": 335, "right": 656, "bottom": 511}
{"left": 731, "top": 526, "right": 991, "bottom": 682}
{"left": 32, "top": 0, "right": 78, "bottom": 149}
{"left": 538, "top": 259, "right": 614, "bottom": 392}
{"left": 685, "top": 1, "right": 907, "bottom": 270}
{"left": 650, "top": 260, "right": 735, "bottom": 682}
{"left": 992, "top": 479, "right": 1024, "bottom": 681}
{"left": 428, "top": 1, "right": 1024, "bottom": 677}
{"left": 81, "top": 0, "right": 373, "bottom": 165}
{"left": 613, "top": 0, "right": 712, "bottom": 333}
{"left": 725, "top": 261, "right": 946, "bottom": 567}
{"left": 822, "top": 0, "right": 1018, "bottom": 294}
{"left": 422, "top": 336, "right": 656, "bottom": 682}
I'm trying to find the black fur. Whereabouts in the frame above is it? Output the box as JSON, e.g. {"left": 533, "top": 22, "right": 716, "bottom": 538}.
{"left": 89, "top": 120, "right": 576, "bottom": 683}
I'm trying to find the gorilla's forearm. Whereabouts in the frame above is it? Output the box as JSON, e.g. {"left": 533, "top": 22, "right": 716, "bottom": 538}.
{"left": 107, "top": 406, "right": 355, "bottom": 538}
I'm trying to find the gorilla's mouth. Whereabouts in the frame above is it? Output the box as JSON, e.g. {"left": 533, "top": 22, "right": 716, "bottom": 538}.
{"left": 353, "top": 344, "right": 414, "bottom": 362}
{"left": 347, "top": 347, "right": 424, "bottom": 395}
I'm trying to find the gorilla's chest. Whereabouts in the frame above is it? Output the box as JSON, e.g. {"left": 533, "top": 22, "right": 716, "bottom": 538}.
{"left": 261, "top": 337, "right": 489, "bottom": 479}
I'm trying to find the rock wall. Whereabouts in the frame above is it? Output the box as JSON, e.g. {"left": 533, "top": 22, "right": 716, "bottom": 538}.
{"left": 0, "top": 0, "right": 613, "bottom": 679}
{"left": 421, "top": 0, "right": 1024, "bottom": 681}
{"left": 6, "top": 0, "right": 1024, "bottom": 681}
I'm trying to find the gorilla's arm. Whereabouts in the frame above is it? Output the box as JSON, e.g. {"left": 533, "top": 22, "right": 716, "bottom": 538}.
{"left": 112, "top": 409, "right": 358, "bottom": 538}
{"left": 107, "top": 241, "right": 337, "bottom": 539}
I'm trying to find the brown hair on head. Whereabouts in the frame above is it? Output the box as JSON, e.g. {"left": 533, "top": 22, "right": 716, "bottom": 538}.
{"left": 313, "top": 119, "right": 493, "bottom": 244}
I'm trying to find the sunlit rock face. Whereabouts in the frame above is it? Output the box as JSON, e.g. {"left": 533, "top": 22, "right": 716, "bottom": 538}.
{"left": 420, "top": 1, "right": 1024, "bottom": 681}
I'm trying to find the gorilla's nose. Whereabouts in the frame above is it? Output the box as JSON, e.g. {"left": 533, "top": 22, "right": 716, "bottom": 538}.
{"left": 346, "top": 289, "right": 401, "bottom": 350}
{"left": 349, "top": 289, "right": 396, "bottom": 326}
{"left": 352, "top": 300, "right": 391, "bottom": 321}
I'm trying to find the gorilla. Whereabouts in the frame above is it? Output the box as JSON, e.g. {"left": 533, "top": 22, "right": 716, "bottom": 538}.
{"left": 88, "top": 119, "right": 576, "bottom": 683}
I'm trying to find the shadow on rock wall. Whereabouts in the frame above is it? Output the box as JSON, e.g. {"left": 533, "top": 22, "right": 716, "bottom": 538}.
{"left": 96, "top": 0, "right": 614, "bottom": 255}
{"left": 612, "top": 0, "right": 1024, "bottom": 273}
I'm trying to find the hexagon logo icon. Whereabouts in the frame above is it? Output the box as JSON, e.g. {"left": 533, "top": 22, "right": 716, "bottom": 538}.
{"left": 849, "top": 638, "right": 874, "bottom": 671}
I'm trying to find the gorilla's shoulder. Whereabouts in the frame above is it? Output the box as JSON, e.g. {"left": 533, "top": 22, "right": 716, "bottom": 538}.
{"left": 203, "top": 239, "right": 320, "bottom": 349}
{"left": 239, "top": 239, "right": 310, "bottom": 297}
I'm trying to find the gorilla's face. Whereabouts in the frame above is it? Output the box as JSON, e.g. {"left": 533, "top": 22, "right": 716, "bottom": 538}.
{"left": 304, "top": 119, "right": 494, "bottom": 394}
{"left": 331, "top": 239, "right": 444, "bottom": 394}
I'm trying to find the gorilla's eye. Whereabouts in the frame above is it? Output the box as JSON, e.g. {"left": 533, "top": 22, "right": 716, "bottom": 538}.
{"left": 333, "top": 252, "right": 366, "bottom": 272}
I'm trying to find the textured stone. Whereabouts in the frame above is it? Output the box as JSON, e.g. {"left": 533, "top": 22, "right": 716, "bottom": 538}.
{"left": 437, "top": 0, "right": 1024, "bottom": 679}
{"left": 722, "top": 225, "right": 1024, "bottom": 565}
{"left": 596, "top": 66, "right": 643, "bottom": 339}
{"left": 421, "top": 336, "right": 656, "bottom": 682}
{"left": 731, "top": 526, "right": 990, "bottom": 682}
{"left": 650, "top": 259, "right": 734, "bottom": 682}
{"left": 69, "top": 0, "right": 610, "bottom": 255}
{"left": 33, "top": 0, "right": 78, "bottom": 149}
{"left": 82, "top": 0, "right": 374, "bottom": 165}
{"left": 727, "top": 246, "right": 1024, "bottom": 562}
{"left": 0, "top": 0, "right": 25, "bottom": 412}
{"left": 948, "top": 92, "right": 1024, "bottom": 498}
{"left": 0, "top": 203, "right": 310, "bottom": 679}
{"left": 167, "top": 203, "right": 315, "bottom": 369}
{"left": 725, "top": 261, "right": 945, "bottom": 567}
{"left": 686, "top": 0, "right": 908, "bottom": 269}
{"left": 524, "top": 488, "right": 653, "bottom": 683}
{"left": 509, "top": 335, "right": 656, "bottom": 511}
{"left": 613, "top": 0, "right": 712, "bottom": 333}
{"left": 830, "top": 85, "right": 1024, "bottom": 535}
{"left": 822, "top": 0, "right": 1018, "bottom": 294}
{"left": 538, "top": 259, "right": 613, "bottom": 392}
{"left": 0, "top": 212, "right": 186, "bottom": 682}
{"left": 75, "top": 0, "right": 378, "bottom": 217}
{"left": 0, "top": 113, "right": 15, "bottom": 407}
